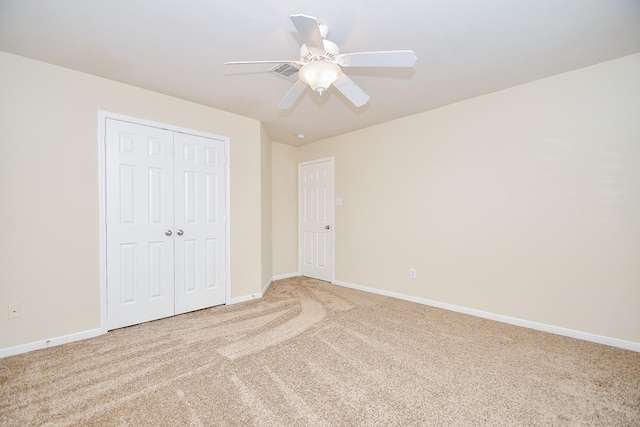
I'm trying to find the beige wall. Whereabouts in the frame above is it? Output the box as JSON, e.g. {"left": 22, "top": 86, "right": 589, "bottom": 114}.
{"left": 271, "top": 142, "right": 299, "bottom": 277}
{"left": 260, "top": 125, "right": 273, "bottom": 288}
{"left": 0, "top": 52, "right": 263, "bottom": 350}
{"left": 297, "top": 54, "right": 640, "bottom": 343}
{"left": 2, "top": 49, "right": 638, "bottom": 352}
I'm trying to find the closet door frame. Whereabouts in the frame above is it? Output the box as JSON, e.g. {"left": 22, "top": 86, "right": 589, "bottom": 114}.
{"left": 97, "top": 111, "right": 231, "bottom": 333}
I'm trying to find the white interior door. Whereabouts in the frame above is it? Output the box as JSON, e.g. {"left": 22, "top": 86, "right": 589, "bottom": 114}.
{"left": 299, "top": 158, "right": 334, "bottom": 281}
{"left": 105, "top": 118, "right": 227, "bottom": 330}
{"left": 105, "top": 119, "right": 175, "bottom": 329}
{"left": 174, "top": 132, "right": 226, "bottom": 314}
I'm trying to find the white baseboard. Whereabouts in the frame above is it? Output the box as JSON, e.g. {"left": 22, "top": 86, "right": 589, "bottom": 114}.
{"left": 229, "top": 273, "right": 301, "bottom": 305}
{"left": 10, "top": 279, "right": 633, "bottom": 357}
{"left": 333, "top": 280, "right": 640, "bottom": 353}
{"left": 262, "top": 279, "right": 273, "bottom": 295}
{"left": 272, "top": 272, "right": 300, "bottom": 281}
{"left": 3, "top": 274, "right": 295, "bottom": 357}
{"left": 227, "top": 293, "right": 262, "bottom": 305}
{"left": 0, "top": 328, "right": 104, "bottom": 359}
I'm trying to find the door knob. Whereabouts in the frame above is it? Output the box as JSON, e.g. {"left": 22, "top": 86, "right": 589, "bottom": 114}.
{"left": 325, "top": 225, "right": 330, "bottom": 229}
{"left": 165, "top": 229, "right": 172, "bottom": 236}
{"left": 177, "top": 229, "right": 184, "bottom": 236}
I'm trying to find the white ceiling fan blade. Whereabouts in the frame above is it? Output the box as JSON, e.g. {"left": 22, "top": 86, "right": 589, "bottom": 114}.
{"left": 290, "top": 14, "right": 325, "bottom": 55}
{"left": 332, "top": 74, "right": 370, "bottom": 108}
{"left": 277, "top": 79, "right": 307, "bottom": 110}
{"left": 224, "top": 60, "right": 304, "bottom": 65}
{"left": 338, "top": 50, "right": 417, "bottom": 67}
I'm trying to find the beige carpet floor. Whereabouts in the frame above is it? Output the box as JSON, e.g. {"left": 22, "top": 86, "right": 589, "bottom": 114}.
{"left": 1, "top": 277, "right": 639, "bottom": 426}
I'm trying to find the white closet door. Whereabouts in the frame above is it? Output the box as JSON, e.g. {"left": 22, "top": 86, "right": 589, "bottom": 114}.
{"left": 299, "top": 159, "right": 334, "bottom": 282}
{"left": 105, "top": 119, "right": 175, "bottom": 330}
{"left": 174, "top": 132, "right": 227, "bottom": 314}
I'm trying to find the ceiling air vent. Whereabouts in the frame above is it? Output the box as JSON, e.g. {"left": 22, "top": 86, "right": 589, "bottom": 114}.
{"left": 269, "top": 63, "right": 300, "bottom": 82}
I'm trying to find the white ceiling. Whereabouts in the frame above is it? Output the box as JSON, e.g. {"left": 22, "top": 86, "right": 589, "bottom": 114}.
{"left": 1, "top": 1, "right": 639, "bottom": 145}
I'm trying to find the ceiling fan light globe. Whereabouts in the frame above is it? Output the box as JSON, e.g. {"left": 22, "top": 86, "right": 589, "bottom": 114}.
{"left": 299, "top": 61, "right": 341, "bottom": 94}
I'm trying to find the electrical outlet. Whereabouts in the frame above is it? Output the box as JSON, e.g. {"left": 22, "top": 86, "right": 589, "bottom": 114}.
{"left": 8, "top": 304, "right": 21, "bottom": 319}
{"left": 409, "top": 268, "right": 416, "bottom": 279}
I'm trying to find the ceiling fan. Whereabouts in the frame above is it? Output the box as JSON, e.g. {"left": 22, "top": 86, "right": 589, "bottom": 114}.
{"left": 224, "top": 14, "right": 417, "bottom": 109}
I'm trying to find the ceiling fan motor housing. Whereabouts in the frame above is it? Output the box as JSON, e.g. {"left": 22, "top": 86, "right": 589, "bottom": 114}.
{"left": 300, "top": 39, "right": 340, "bottom": 62}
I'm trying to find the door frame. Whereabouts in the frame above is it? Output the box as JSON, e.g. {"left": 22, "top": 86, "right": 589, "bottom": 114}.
{"left": 97, "top": 111, "right": 231, "bottom": 333}
{"left": 298, "top": 157, "right": 335, "bottom": 282}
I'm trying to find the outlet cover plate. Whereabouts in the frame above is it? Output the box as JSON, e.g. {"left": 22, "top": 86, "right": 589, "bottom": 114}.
{"left": 8, "top": 304, "right": 21, "bottom": 319}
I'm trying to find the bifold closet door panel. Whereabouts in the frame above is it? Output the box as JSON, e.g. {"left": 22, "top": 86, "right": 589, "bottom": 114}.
{"left": 173, "top": 132, "right": 227, "bottom": 314}
{"left": 105, "top": 119, "right": 176, "bottom": 330}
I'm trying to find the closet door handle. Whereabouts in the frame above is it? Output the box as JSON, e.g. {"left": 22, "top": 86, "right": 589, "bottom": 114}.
{"left": 165, "top": 229, "right": 172, "bottom": 236}
{"left": 177, "top": 229, "right": 184, "bottom": 236}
